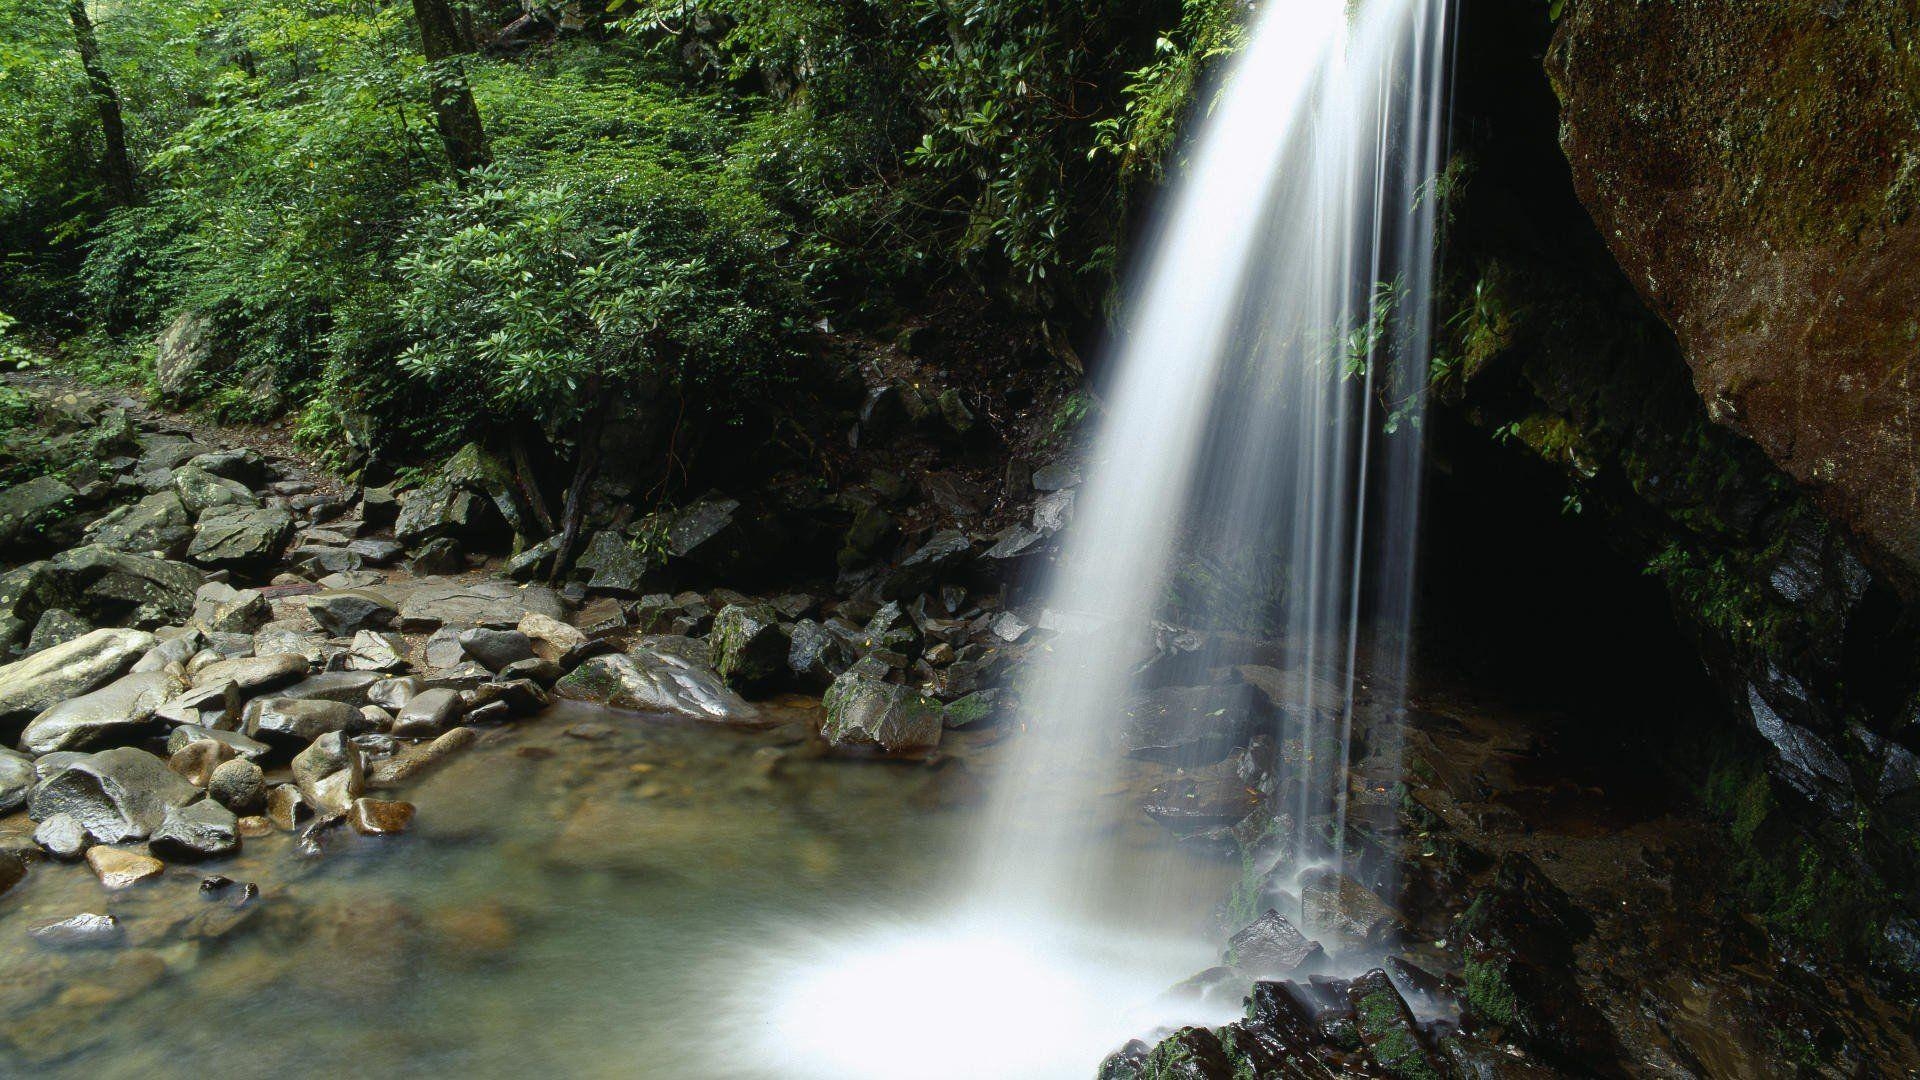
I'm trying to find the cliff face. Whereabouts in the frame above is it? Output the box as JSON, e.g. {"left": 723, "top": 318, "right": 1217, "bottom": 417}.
{"left": 1428, "top": 0, "right": 1919, "bottom": 967}
{"left": 1547, "top": 0, "right": 1920, "bottom": 598}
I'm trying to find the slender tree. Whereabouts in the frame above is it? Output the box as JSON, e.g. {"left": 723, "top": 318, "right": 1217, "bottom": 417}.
{"left": 411, "top": 0, "right": 490, "bottom": 174}
{"left": 65, "top": 0, "right": 136, "bottom": 205}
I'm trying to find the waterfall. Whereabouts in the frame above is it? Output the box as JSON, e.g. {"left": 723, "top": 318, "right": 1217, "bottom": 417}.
{"left": 754, "top": 0, "right": 1451, "bottom": 1074}
{"left": 974, "top": 0, "right": 1449, "bottom": 950}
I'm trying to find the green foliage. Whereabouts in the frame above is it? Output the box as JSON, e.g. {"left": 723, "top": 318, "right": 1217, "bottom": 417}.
{"left": 0, "top": 311, "right": 41, "bottom": 370}
{"left": 390, "top": 167, "right": 797, "bottom": 441}
{"left": 1092, "top": 0, "right": 1247, "bottom": 183}
{"left": 3, "top": 0, "right": 1244, "bottom": 468}
{"left": 1644, "top": 540, "right": 1789, "bottom": 655}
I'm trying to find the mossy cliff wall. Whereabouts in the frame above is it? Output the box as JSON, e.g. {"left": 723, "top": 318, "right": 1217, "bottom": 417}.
{"left": 1433, "top": 0, "right": 1919, "bottom": 963}
{"left": 1547, "top": 0, "right": 1920, "bottom": 599}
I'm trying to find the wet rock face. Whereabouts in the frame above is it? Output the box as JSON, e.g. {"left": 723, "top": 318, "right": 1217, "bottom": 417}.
{"left": 1549, "top": 0, "right": 1920, "bottom": 595}
{"left": 820, "top": 669, "right": 943, "bottom": 755}
{"left": 27, "top": 747, "right": 199, "bottom": 844}
{"left": 553, "top": 649, "right": 758, "bottom": 724}
{"left": 0, "top": 628, "right": 155, "bottom": 726}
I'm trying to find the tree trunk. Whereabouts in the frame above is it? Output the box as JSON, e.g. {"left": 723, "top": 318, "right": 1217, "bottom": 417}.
{"left": 550, "top": 388, "right": 611, "bottom": 582}
{"left": 411, "top": 0, "right": 490, "bottom": 175}
{"left": 66, "top": 0, "right": 136, "bottom": 206}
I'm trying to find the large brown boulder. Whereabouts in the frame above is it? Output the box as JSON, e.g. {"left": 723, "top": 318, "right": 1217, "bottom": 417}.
{"left": 1549, "top": 0, "right": 1920, "bottom": 595}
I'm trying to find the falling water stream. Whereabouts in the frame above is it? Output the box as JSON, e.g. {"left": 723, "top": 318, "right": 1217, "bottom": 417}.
{"left": 759, "top": 0, "right": 1453, "bottom": 1075}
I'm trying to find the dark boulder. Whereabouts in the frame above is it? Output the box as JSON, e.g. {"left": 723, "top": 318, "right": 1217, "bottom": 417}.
{"left": 26, "top": 747, "right": 198, "bottom": 843}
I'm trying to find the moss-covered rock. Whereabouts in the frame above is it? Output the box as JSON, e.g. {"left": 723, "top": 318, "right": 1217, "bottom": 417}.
{"left": 1549, "top": 0, "right": 1920, "bottom": 600}
{"left": 709, "top": 602, "right": 790, "bottom": 689}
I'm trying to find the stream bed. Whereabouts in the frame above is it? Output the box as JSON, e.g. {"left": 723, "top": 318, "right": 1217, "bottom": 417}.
{"left": 0, "top": 701, "right": 1233, "bottom": 1079}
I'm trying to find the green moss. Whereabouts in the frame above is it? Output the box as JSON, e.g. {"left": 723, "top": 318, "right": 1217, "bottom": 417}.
{"left": 1700, "top": 750, "right": 1891, "bottom": 955}
{"left": 1355, "top": 989, "right": 1441, "bottom": 1080}
{"left": 1462, "top": 956, "right": 1521, "bottom": 1029}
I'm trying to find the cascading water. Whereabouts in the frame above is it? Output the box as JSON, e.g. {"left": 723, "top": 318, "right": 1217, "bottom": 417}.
{"left": 973, "top": 0, "right": 1449, "bottom": 931}
{"left": 750, "top": 0, "right": 1451, "bottom": 1074}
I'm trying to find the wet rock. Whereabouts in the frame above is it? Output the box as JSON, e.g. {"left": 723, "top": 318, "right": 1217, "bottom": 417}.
{"left": 981, "top": 524, "right": 1045, "bottom": 562}
{"left": 244, "top": 697, "right": 362, "bottom": 744}
{"left": 265, "top": 784, "right": 311, "bottom": 831}
{"left": 1228, "top": 909, "right": 1328, "bottom": 977}
{"left": 367, "top": 727, "right": 477, "bottom": 785}
{"left": 1142, "top": 743, "right": 1272, "bottom": 828}
{"left": 166, "top": 724, "right": 269, "bottom": 761}
{"left": 1031, "top": 459, "right": 1082, "bottom": 492}
{"left": 711, "top": 602, "right": 790, "bottom": 689}
{"left": 154, "top": 680, "right": 241, "bottom": 728}
{"left": 27, "top": 747, "right": 198, "bottom": 843}
{"left": 0, "top": 627, "right": 155, "bottom": 726}
{"left": 193, "top": 651, "right": 307, "bottom": 692}
{"left": 464, "top": 700, "right": 512, "bottom": 725}
{"left": 394, "top": 478, "right": 489, "bottom": 548}
{"left": 1300, "top": 868, "right": 1402, "bottom": 950}
{"left": 167, "top": 738, "right": 236, "bottom": 786}
{"left": 396, "top": 580, "right": 568, "bottom": 632}
{"left": 208, "top": 757, "right": 266, "bottom": 813}
{"left": 553, "top": 649, "right": 758, "bottom": 723}
{"left": 293, "top": 807, "right": 349, "bottom": 857}
{"left": 821, "top": 670, "right": 942, "bottom": 755}
{"left": 20, "top": 669, "right": 188, "bottom": 754}
{"left": 250, "top": 625, "right": 331, "bottom": 664}
{"left": 458, "top": 627, "right": 535, "bottom": 672}
{"left": 30, "top": 913, "right": 122, "bottom": 949}
{"left": 1438, "top": 1034, "right": 1562, "bottom": 1079}
{"left": 465, "top": 678, "right": 547, "bottom": 715}
{"left": 1122, "top": 683, "right": 1268, "bottom": 767}
{"left": 787, "top": 619, "right": 855, "bottom": 686}
{"left": 420, "top": 662, "right": 494, "bottom": 692}
{"left": 881, "top": 529, "right": 973, "bottom": 600}
{"left": 499, "top": 656, "right": 564, "bottom": 685}
{"left": 304, "top": 589, "right": 397, "bottom": 635}
{"left": 1348, "top": 968, "right": 1440, "bottom": 1080}
{"left": 148, "top": 799, "right": 240, "bottom": 861}
{"left": 292, "top": 731, "right": 364, "bottom": 813}
{"left": 565, "top": 721, "right": 616, "bottom": 740}
{"left": 87, "top": 845, "right": 164, "bottom": 889}
{"left": 392, "top": 687, "right": 462, "bottom": 738}
{"left": 348, "top": 798, "right": 415, "bottom": 836}
{"left": 34, "top": 813, "right": 88, "bottom": 860}
{"left": 575, "top": 529, "right": 653, "bottom": 594}
{"left": 1124, "top": 1027, "right": 1237, "bottom": 1079}
{"left": 517, "top": 611, "right": 595, "bottom": 667}
{"left": 277, "top": 670, "right": 383, "bottom": 705}
{"left": 367, "top": 676, "right": 423, "bottom": 710}
{"left": 0, "top": 747, "right": 32, "bottom": 812}
{"left": 347, "top": 630, "right": 410, "bottom": 673}
{"left": 188, "top": 504, "right": 293, "bottom": 568}
{"left": 941, "top": 689, "right": 1004, "bottom": 730}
